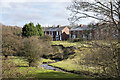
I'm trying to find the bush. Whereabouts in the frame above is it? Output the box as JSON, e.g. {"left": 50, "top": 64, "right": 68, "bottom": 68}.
{"left": 2, "top": 25, "right": 22, "bottom": 58}
{"left": 83, "top": 47, "right": 119, "bottom": 77}
{"left": 69, "top": 38, "right": 84, "bottom": 42}
{"left": 22, "top": 36, "right": 53, "bottom": 67}
{"left": 40, "top": 35, "right": 52, "bottom": 41}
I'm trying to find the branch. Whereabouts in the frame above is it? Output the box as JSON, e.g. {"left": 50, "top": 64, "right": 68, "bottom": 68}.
{"left": 110, "top": 2, "right": 118, "bottom": 27}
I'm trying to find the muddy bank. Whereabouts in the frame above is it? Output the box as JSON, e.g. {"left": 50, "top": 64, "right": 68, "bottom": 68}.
{"left": 42, "top": 45, "right": 76, "bottom": 60}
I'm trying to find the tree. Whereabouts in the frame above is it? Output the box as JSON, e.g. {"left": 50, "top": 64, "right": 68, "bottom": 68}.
{"left": 2, "top": 25, "right": 22, "bottom": 59}
{"left": 22, "top": 22, "right": 39, "bottom": 37}
{"left": 36, "top": 24, "right": 44, "bottom": 36}
{"left": 67, "top": 0, "right": 120, "bottom": 77}
{"left": 22, "top": 36, "right": 52, "bottom": 67}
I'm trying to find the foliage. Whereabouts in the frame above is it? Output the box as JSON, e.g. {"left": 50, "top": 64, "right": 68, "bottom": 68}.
{"left": 46, "top": 44, "right": 76, "bottom": 60}
{"left": 51, "top": 41, "right": 89, "bottom": 47}
{"left": 67, "top": 0, "right": 120, "bottom": 77}
{"left": 72, "top": 38, "right": 84, "bottom": 42}
{"left": 49, "top": 58, "right": 102, "bottom": 76}
{"left": 2, "top": 56, "right": 84, "bottom": 78}
{"left": 40, "top": 35, "right": 52, "bottom": 42}
{"left": 83, "top": 46, "right": 119, "bottom": 77}
{"left": 2, "top": 25, "right": 22, "bottom": 58}
{"left": 22, "top": 22, "right": 44, "bottom": 37}
{"left": 36, "top": 24, "right": 44, "bottom": 36}
{"left": 22, "top": 36, "right": 52, "bottom": 67}
{"left": 41, "top": 58, "right": 55, "bottom": 63}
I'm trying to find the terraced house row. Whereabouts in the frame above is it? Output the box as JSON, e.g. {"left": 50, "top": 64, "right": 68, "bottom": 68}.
{"left": 43, "top": 24, "right": 117, "bottom": 41}
{"left": 43, "top": 25, "right": 69, "bottom": 41}
{"left": 43, "top": 25, "right": 93, "bottom": 41}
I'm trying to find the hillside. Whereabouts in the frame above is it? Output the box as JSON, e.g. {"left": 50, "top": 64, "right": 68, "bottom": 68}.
{"left": 2, "top": 24, "right": 22, "bottom": 36}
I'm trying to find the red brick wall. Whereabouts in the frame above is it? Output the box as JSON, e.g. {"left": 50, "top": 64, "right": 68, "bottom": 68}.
{"left": 61, "top": 27, "right": 69, "bottom": 40}
{"left": 62, "top": 27, "right": 69, "bottom": 35}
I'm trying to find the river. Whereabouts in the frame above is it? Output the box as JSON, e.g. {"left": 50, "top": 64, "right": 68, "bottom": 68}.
{"left": 41, "top": 59, "right": 60, "bottom": 71}
{"left": 41, "top": 64, "right": 57, "bottom": 70}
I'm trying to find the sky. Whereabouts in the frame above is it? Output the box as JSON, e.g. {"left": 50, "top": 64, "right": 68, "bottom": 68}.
{"left": 0, "top": 0, "right": 97, "bottom": 27}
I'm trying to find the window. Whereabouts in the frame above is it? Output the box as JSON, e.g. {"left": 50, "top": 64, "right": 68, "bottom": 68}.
{"left": 49, "top": 31, "right": 50, "bottom": 35}
{"left": 60, "top": 35, "right": 61, "bottom": 40}
{"left": 72, "top": 35, "right": 76, "bottom": 39}
{"left": 52, "top": 31, "right": 53, "bottom": 36}
{"left": 56, "top": 31, "right": 58, "bottom": 35}
{"left": 59, "top": 31, "right": 61, "bottom": 35}
{"left": 83, "top": 34, "right": 85, "bottom": 38}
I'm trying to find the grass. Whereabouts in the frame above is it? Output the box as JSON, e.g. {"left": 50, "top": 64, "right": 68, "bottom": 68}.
{"left": 41, "top": 58, "right": 55, "bottom": 63}
{"left": 2, "top": 56, "right": 85, "bottom": 78}
{"left": 7, "top": 56, "right": 29, "bottom": 67}
{"left": 51, "top": 41, "right": 90, "bottom": 47}
{"left": 49, "top": 59, "right": 103, "bottom": 74}
{"left": 49, "top": 47, "right": 103, "bottom": 75}
{"left": 50, "top": 40, "right": 120, "bottom": 78}
{"left": 51, "top": 40, "right": 119, "bottom": 48}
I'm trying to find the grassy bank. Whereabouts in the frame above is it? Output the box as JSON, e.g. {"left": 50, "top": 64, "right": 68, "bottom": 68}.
{"left": 41, "top": 58, "right": 55, "bottom": 63}
{"left": 49, "top": 59, "right": 102, "bottom": 74}
{"left": 49, "top": 47, "right": 103, "bottom": 76}
{"left": 2, "top": 56, "right": 85, "bottom": 78}
{"left": 51, "top": 41, "right": 89, "bottom": 47}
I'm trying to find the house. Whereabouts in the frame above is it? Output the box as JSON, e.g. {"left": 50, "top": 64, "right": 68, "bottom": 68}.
{"left": 93, "top": 23, "right": 119, "bottom": 40}
{"left": 69, "top": 25, "right": 93, "bottom": 40}
{"left": 43, "top": 25, "right": 69, "bottom": 41}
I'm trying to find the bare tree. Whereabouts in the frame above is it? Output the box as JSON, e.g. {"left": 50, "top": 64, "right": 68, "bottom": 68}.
{"left": 22, "top": 36, "right": 53, "bottom": 67}
{"left": 67, "top": 0, "right": 120, "bottom": 77}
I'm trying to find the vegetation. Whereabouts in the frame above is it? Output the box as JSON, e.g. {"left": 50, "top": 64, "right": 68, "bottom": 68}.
{"left": 51, "top": 41, "right": 89, "bottom": 47}
{"left": 36, "top": 23, "right": 44, "bottom": 36}
{"left": 22, "top": 36, "right": 52, "bottom": 67}
{"left": 2, "top": 25, "right": 22, "bottom": 59}
{"left": 49, "top": 48, "right": 103, "bottom": 75}
{"left": 41, "top": 58, "right": 55, "bottom": 63}
{"left": 40, "top": 35, "right": 53, "bottom": 42}
{"left": 49, "top": 40, "right": 120, "bottom": 77}
{"left": 2, "top": 56, "right": 85, "bottom": 78}
{"left": 2, "top": 23, "right": 119, "bottom": 78}
{"left": 67, "top": 0, "right": 120, "bottom": 77}
{"left": 22, "top": 22, "right": 44, "bottom": 37}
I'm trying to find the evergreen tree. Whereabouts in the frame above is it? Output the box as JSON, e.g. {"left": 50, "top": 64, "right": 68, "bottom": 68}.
{"left": 36, "top": 24, "right": 44, "bottom": 36}
{"left": 22, "top": 22, "right": 39, "bottom": 37}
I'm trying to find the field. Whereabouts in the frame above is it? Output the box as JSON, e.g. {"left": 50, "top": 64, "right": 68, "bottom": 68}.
{"left": 49, "top": 48, "right": 103, "bottom": 75}
{"left": 51, "top": 41, "right": 89, "bottom": 47}
{"left": 49, "top": 41, "right": 105, "bottom": 77}
{"left": 2, "top": 40, "right": 118, "bottom": 78}
{"left": 2, "top": 56, "right": 85, "bottom": 78}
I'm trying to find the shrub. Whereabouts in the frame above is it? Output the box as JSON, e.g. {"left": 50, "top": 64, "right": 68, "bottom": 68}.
{"left": 2, "top": 25, "right": 22, "bottom": 58}
{"left": 22, "top": 36, "right": 52, "bottom": 67}
{"left": 40, "top": 35, "right": 52, "bottom": 42}
{"left": 69, "top": 38, "right": 84, "bottom": 42}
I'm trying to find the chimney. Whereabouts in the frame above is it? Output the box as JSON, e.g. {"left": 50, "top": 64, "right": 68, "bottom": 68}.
{"left": 57, "top": 25, "right": 61, "bottom": 28}
{"left": 80, "top": 24, "right": 83, "bottom": 27}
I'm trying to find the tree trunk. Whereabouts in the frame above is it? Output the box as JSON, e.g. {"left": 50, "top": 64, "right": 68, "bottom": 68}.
{"left": 29, "top": 61, "right": 33, "bottom": 67}
{"left": 29, "top": 61, "right": 38, "bottom": 67}
{"left": 118, "top": 26, "right": 120, "bottom": 77}
{"left": 4, "top": 55, "right": 8, "bottom": 60}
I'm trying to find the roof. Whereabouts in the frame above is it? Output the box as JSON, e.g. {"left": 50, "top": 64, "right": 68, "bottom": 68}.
{"left": 70, "top": 26, "right": 91, "bottom": 31}
{"left": 43, "top": 26, "right": 66, "bottom": 31}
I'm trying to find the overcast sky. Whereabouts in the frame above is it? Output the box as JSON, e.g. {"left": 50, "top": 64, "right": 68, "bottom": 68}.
{"left": 0, "top": 0, "right": 97, "bottom": 27}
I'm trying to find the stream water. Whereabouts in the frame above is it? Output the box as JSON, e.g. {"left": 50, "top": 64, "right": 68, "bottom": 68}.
{"left": 41, "top": 60, "right": 60, "bottom": 70}
{"left": 41, "top": 64, "right": 57, "bottom": 70}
